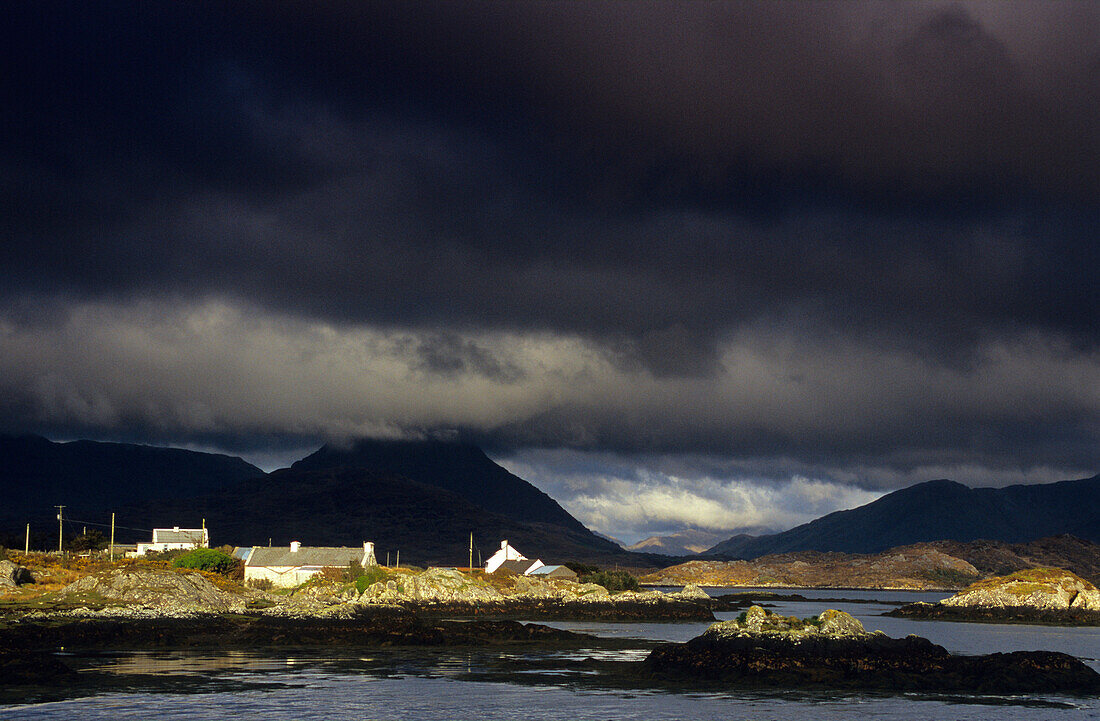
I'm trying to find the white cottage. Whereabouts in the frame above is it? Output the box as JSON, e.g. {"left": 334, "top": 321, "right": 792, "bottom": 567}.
{"left": 484, "top": 540, "right": 544, "bottom": 575}
{"left": 244, "top": 541, "right": 377, "bottom": 587}
{"left": 135, "top": 526, "right": 209, "bottom": 555}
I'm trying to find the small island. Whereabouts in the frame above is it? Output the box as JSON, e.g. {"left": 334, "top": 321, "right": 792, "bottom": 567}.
{"left": 643, "top": 605, "right": 1100, "bottom": 693}
{"left": 890, "top": 567, "right": 1100, "bottom": 626}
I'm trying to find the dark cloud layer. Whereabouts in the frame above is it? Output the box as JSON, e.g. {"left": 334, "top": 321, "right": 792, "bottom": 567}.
{"left": 2, "top": 2, "right": 1098, "bottom": 511}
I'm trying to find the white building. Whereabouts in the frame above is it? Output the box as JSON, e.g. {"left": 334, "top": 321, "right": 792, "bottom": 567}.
{"left": 244, "top": 541, "right": 377, "bottom": 587}
{"left": 484, "top": 540, "right": 544, "bottom": 575}
{"left": 135, "top": 527, "right": 209, "bottom": 556}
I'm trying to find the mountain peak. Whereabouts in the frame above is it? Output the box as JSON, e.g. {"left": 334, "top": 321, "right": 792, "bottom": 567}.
{"left": 291, "top": 436, "right": 602, "bottom": 537}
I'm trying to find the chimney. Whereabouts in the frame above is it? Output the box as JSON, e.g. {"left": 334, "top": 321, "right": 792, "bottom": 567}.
{"left": 290, "top": 541, "right": 301, "bottom": 553}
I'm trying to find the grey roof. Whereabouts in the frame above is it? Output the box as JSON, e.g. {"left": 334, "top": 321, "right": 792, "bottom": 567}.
{"left": 246, "top": 546, "right": 365, "bottom": 568}
{"left": 495, "top": 559, "right": 539, "bottom": 575}
{"left": 527, "top": 565, "right": 577, "bottom": 578}
{"left": 232, "top": 547, "right": 253, "bottom": 560}
{"left": 151, "top": 528, "right": 206, "bottom": 544}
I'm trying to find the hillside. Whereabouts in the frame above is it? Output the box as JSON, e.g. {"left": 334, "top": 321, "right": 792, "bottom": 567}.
{"left": 118, "top": 465, "right": 639, "bottom": 566}
{"left": 292, "top": 439, "right": 593, "bottom": 534}
{"left": 0, "top": 434, "right": 263, "bottom": 532}
{"left": 707, "top": 476, "right": 1100, "bottom": 559}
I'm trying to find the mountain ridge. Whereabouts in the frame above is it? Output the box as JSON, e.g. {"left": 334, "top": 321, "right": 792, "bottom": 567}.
{"left": 706, "top": 475, "right": 1100, "bottom": 559}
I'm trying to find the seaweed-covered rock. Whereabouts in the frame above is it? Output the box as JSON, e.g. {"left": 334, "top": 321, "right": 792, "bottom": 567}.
{"left": 644, "top": 606, "right": 1100, "bottom": 693}
{"left": 890, "top": 568, "right": 1100, "bottom": 626}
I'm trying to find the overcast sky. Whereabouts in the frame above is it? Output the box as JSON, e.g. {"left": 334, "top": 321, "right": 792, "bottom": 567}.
{"left": 3, "top": 2, "right": 1097, "bottom": 543}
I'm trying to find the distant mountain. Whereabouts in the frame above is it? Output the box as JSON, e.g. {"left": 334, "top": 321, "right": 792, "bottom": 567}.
{"left": 123, "top": 465, "right": 632, "bottom": 566}
{"left": 292, "top": 438, "right": 593, "bottom": 533}
{"left": 627, "top": 528, "right": 770, "bottom": 556}
{"left": 0, "top": 434, "right": 263, "bottom": 531}
{"left": 706, "top": 476, "right": 1100, "bottom": 559}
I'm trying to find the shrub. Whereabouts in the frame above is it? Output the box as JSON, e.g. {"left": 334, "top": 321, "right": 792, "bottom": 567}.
{"left": 355, "top": 565, "right": 390, "bottom": 593}
{"left": 172, "top": 548, "right": 240, "bottom": 575}
{"left": 67, "top": 530, "right": 107, "bottom": 552}
{"left": 580, "top": 569, "right": 640, "bottom": 594}
{"left": 565, "top": 562, "right": 600, "bottom": 576}
{"left": 247, "top": 577, "right": 275, "bottom": 591}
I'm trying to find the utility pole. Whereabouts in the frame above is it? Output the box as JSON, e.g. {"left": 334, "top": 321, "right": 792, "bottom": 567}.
{"left": 109, "top": 513, "right": 116, "bottom": 562}
{"left": 55, "top": 506, "right": 65, "bottom": 553}
{"left": 396, "top": 550, "right": 399, "bottom": 568}
{"left": 469, "top": 532, "right": 473, "bottom": 572}
{"left": 386, "top": 552, "right": 390, "bottom": 567}
{"left": 25, "top": 523, "right": 30, "bottom": 555}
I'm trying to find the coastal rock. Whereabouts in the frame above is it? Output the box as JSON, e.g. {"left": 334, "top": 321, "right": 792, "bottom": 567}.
{"left": 0, "top": 559, "right": 34, "bottom": 587}
{"left": 644, "top": 606, "right": 1100, "bottom": 693}
{"left": 58, "top": 567, "right": 247, "bottom": 614}
{"left": 357, "top": 568, "right": 504, "bottom": 604}
{"left": 889, "top": 567, "right": 1100, "bottom": 625}
{"left": 705, "top": 605, "right": 869, "bottom": 641}
{"left": 940, "top": 567, "right": 1100, "bottom": 611}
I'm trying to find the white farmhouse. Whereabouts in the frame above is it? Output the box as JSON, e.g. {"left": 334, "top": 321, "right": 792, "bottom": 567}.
{"left": 244, "top": 541, "right": 377, "bottom": 587}
{"left": 135, "top": 526, "right": 209, "bottom": 556}
{"left": 484, "top": 540, "right": 544, "bottom": 575}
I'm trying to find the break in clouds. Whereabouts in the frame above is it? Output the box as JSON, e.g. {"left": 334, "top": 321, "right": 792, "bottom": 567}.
{"left": 2, "top": 2, "right": 1098, "bottom": 538}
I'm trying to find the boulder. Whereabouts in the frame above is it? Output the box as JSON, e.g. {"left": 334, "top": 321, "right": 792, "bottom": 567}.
{"left": 0, "top": 559, "right": 34, "bottom": 587}
{"left": 941, "top": 568, "right": 1100, "bottom": 612}
{"left": 58, "top": 567, "right": 247, "bottom": 614}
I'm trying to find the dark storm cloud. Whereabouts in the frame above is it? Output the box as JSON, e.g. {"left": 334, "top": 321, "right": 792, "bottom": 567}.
{"left": 1, "top": 1, "right": 1098, "bottom": 492}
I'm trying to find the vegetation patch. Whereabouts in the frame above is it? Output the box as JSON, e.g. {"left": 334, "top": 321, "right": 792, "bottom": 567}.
{"left": 579, "top": 570, "right": 640, "bottom": 594}
{"left": 171, "top": 549, "right": 240, "bottom": 576}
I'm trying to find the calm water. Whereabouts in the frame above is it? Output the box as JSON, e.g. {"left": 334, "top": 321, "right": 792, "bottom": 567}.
{"left": 5, "top": 589, "right": 1100, "bottom": 720}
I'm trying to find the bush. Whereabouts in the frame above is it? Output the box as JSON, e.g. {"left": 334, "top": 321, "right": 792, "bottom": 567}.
{"left": 565, "top": 562, "right": 600, "bottom": 576}
{"left": 248, "top": 577, "right": 275, "bottom": 591}
{"left": 355, "top": 565, "right": 390, "bottom": 593}
{"left": 579, "top": 569, "right": 640, "bottom": 594}
{"left": 172, "top": 548, "right": 240, "bottom": 575}
{"left": 67, "top": 530, "right": 107, "bottom": 552}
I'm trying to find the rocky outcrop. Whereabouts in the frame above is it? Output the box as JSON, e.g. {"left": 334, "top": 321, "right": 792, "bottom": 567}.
{"left": 890, "top": 567, "right": 1100, "bottom": 625}
{"left": 940, "top": 567, "right": 1100, "bottom": 611}
{"left": 644, "top": 606, "right": 1100, "bottom": 693}
{"left": 0, "top": 559, "right": 34, "bottom": 587}
{"left": 56, "top": 567, "right": 247, "bottom": 615}
{"left": 354, "top": 568, "right": 712, "bottom": 620}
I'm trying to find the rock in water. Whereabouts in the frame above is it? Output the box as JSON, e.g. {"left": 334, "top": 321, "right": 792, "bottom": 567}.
{"left": 941, "top": 567, "right": 1100, "bottom": 611}
{"left": 644, "top": 606, "right": 1100, "bottom": 693}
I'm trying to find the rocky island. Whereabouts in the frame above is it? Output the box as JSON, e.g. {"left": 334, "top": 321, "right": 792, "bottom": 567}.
{"left": 890, "top": 567, "right": 1100, "bottom": 625}
{"left": 644, "top": 605, "right": 1100, "bottom": 693}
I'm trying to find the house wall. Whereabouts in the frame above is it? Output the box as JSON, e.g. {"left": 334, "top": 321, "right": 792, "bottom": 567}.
{"left": 135, "top": 542, "right": 200, "bottom": 556}
{"left": 244, "top": 565, "right": 325, "bottom": 587}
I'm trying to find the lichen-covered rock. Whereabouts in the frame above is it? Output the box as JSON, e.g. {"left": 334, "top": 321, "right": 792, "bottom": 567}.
{"left": 357, "top": 568, "right": 504, "bottom": 605}
{"left": 58, "top": 567, "right": 247, "bottom": 614}
{"left": 0, "top": 559, "right": 34, "bottom": 587}
{"left": 673, "top": 584, "right": 710, "bottom": 601}
{"left": 705, "top": 605, "right": 869, "bottom": 642}
{"left": 941, "top": 568, "right": 1100, "bottom": 611}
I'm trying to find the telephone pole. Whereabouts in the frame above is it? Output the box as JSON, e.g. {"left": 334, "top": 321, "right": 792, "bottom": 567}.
{"left": 55, "top": 506, "right": 65, "bottom": 553}
{"left": 109, "top": 512, "right": 116, "bottom": 561}
{"left": 469, "top": 532, "right": 473, "bottom": 572}
{"left": 25, "top": 523, "right": 30, "bottom": 555}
